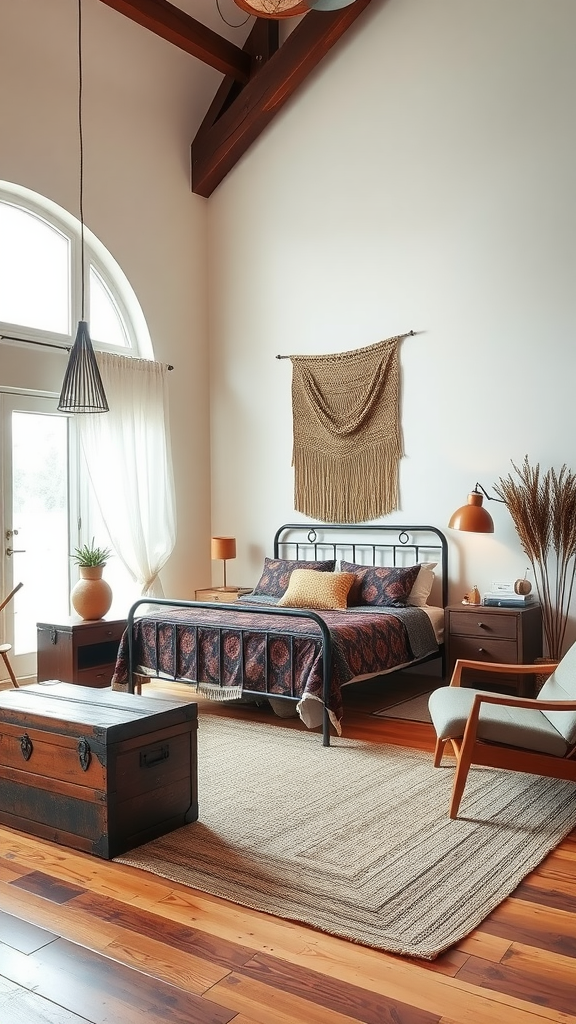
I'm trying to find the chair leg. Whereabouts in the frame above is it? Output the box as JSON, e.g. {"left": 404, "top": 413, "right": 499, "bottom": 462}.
{"left": 449, "top": 746, "right": 474, "bottom": 819}
{"left": 1, "top": 649, "right": 19, "bottom": 688}
{"left": 433, "top": 736, "right": 447, "bottom": 767}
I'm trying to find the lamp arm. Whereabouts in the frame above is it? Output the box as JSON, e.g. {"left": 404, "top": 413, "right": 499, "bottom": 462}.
{"left": 473, "top": 482, "right": 506, "bottom": 504}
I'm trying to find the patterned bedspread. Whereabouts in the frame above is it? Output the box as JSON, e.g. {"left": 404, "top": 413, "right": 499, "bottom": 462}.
{"left": 112, "top": 603, "right": 439, "bottom": 734}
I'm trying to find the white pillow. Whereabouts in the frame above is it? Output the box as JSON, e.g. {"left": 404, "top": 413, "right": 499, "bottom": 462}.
{"left": 407, "top": 562, "right": 437, "bottom": 606}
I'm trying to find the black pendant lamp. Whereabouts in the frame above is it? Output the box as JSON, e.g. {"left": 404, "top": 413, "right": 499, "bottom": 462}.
{"left": 58, "top": 0, "right": 108, "bottom": 413}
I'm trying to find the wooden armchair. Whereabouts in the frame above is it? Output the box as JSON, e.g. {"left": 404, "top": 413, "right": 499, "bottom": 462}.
{"left": 428, "top": 644, "right": 576, "bottom": 818}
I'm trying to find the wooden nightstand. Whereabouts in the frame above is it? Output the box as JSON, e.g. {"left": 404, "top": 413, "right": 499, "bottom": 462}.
{"left": 445, "top": 603, "right": 543, "bottom": 695}
{"left": 37, "top": 617, "right": 127, "bottom": 688}
{"left": 194, "top": 588, "right": 253, "bottom": 603}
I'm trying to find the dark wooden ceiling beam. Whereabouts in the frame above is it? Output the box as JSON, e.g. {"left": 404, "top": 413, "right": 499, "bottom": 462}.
{"left": 194, "top": 21, "right": 279, "bottom": 147}
{"left": 98, "top": 0, "right": 252, "bottom": 82}
{"left": 191, "top": 0, "right": 373, "bottom": 198}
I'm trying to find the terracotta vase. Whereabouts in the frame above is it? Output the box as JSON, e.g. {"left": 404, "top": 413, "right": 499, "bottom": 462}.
{"left": 71, "top": 565, "right": 112, "bottom": 621}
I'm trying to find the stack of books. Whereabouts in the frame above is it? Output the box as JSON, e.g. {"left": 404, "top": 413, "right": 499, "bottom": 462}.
{"left": 482, "top": 581, "right": 536, "bottom": 607}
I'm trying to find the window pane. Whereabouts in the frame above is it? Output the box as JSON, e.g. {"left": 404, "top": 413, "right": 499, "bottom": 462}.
{"left": 0, "top": 202, "right": 70, "bottom": 333}
{"left": 11, "top": 411, "right": 70, "bottom": 653}
{"left": 90, "top": 265, "right": 129, "bottom": 347}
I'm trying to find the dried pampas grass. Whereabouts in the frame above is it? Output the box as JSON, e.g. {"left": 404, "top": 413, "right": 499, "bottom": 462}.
{"left": 494, "top": 457, "right": 576, "bottom": 660}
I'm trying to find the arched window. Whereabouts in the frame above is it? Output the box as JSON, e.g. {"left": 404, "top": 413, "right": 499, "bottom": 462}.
{"left": 0, "top": 181, "right": 152, "bottom": 356}
{"left": 0, "top": 182, "right": 153, "bottom": 682}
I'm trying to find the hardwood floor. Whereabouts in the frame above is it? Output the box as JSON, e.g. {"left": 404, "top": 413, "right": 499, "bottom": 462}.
{"left": 1, "top": 675, "right": 576, "bottom": 1023}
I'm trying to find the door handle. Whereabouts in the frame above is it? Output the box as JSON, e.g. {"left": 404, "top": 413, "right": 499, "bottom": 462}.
{"left": 6, "top": 548, "right": 26, "bottom": 556}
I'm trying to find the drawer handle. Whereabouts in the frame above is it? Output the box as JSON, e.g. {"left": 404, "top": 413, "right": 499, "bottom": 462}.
{"left": 478, "top": 622, "right": 487, "bottom": 629}
{"left": 478, "top": 648, "right": 485, "bottom": 653}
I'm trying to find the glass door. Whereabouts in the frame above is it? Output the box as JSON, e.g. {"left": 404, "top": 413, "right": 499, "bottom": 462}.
{"left": 1, "top": 393, "right": 72, "bottom": 682}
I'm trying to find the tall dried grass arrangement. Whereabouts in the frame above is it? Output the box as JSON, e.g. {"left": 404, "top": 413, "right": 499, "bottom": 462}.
{"left": 494, "top": 457, "right": 576, "bottom": 660}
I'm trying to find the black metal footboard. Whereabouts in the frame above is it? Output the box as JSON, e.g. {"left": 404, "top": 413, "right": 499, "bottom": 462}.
{"left": 125, "top": 597, "right": 334, "bottom": 746}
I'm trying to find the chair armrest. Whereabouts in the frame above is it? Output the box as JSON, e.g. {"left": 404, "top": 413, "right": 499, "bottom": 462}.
{"left": 449, "top": 658, "right": 558, "bottom": 687}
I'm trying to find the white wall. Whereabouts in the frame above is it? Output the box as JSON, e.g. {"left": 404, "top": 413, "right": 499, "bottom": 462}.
{"left": 208, "top": 0, "right": 576, "bottom": 643}
{"left": 3, "top": 0, "right": 575, "bottom": 649}
{"left": 0, "top": 0, "right": 219, "bottom": 598}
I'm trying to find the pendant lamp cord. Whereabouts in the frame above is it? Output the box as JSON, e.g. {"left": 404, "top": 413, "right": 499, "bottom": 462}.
{"left": 78, "top": 0, "right": 86, "bottom": 320}
{"left": 215, "top": 0, "right": 250, "bottom": 28}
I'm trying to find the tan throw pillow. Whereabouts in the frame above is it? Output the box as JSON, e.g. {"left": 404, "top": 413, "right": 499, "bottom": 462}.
{"left": 277, "top": 569, "right": 356, "bottom": 610}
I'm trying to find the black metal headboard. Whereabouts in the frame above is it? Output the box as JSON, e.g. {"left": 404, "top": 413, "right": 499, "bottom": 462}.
{"left": 273, "top": 523, "right": 448, "bottom": 609}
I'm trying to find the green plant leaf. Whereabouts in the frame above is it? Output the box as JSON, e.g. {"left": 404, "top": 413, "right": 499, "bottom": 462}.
{"left": 72, "top": 537, "right": 112, "bottom": 567}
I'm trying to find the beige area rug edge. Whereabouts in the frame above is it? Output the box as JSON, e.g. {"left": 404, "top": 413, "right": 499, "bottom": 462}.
{"left": 373, "top": 691, "right": 434, "bottom": 723}
{"left": 115, "top": 714, "right": 576, "bottom": 960}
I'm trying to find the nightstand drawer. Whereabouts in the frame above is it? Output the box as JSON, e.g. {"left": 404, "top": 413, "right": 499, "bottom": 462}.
{"left": 77, "top": 621, "right": 126, "bottom": 645}
{"left": 76, "top": 663, "right": 116, "bottom": 687}
{"left": 448, "top": 610, "right": 518, "bottom": 640}
{"left": 449, "top": 637, "right": 519, "bottom": 665}
{"left": 445, "top": 603, "right": 542, "bottom": 696}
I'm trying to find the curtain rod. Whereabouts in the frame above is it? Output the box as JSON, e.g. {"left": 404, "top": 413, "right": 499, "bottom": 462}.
{"left": 0, "top": 334, "right": 173, "bottom": 369}
{"left": 275, "top": 330, "right": 416, "bottom": 359}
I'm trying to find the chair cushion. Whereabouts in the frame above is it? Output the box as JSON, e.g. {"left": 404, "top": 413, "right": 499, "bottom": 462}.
{"left": 428, "top": 686, "right": 569, "bottom": 757}
{"left": 538, "top": 640, "right": 576, "bottom": 744}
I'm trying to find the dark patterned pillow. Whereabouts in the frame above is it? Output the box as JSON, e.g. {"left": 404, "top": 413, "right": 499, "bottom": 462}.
{"left": 252, "top": 557, "right": 336, "bottom": 599}
{"left": 341, "top": 561, "right": 421, "bottom": 607}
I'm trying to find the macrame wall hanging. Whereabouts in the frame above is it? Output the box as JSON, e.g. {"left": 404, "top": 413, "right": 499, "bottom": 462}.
{"left": 279, "top": 335, "right": 409, "bottom": 524}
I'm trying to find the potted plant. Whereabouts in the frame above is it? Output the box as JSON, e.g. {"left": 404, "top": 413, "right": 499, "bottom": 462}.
{"left": 494, "top": 457, "right": 576, "bottom": 660}
{"left": 71, "top": 538, "right": 113, "bottom": 620}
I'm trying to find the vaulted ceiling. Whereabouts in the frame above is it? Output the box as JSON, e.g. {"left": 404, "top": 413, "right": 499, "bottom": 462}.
{"left": 99, "top": 0, "right": 374, "bottom": 196}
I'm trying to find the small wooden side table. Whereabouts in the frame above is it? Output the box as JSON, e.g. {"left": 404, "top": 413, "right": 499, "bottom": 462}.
{"left": 445, "top": 602, "right": 543, "bottom": 695}
{"left": 194, "top": 587, "right": 253, "bottom": 604}
{"left": 37, "top": 617, "right": 127, "bottom": 688}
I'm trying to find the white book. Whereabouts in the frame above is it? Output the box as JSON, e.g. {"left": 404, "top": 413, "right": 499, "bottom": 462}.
{"left": 490, "top": 581, "right": 517, "bottom": 594}
{"left": 483, "top": 592, "right": 535, "bottom": 605}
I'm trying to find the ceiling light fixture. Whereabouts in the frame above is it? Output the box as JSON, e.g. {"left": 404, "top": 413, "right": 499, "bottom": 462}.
{"left": 232, "top": 0, "right": 356, "bottom": 18}
{"left": 58, "top": 0, "right": 108, "bottom": 413}
{"left": 232, "top": 0, "right": 307, "bottom": 17}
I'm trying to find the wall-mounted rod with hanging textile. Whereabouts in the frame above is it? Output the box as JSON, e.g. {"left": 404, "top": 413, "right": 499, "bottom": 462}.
{"left": 275, "top": 330, "right": 416, "bottom": 359}
{"left": 284, "top": 335, "right": 409, "bottom": 523}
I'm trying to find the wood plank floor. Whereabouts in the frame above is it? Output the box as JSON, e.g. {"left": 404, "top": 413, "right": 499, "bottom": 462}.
{"left": 1, "top": 675, "right": 576, "bottom": 1024}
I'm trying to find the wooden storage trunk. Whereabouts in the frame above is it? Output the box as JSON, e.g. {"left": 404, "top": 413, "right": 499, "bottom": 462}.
{"left": 0, "top": 683, "right": 198, "bottom": 858}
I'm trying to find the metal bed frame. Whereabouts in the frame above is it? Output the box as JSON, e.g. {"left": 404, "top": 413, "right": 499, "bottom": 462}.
{"left": 125, "top": 523, "right": 448, "bottom": 747}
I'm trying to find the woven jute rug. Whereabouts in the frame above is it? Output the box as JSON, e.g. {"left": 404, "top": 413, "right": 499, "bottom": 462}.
{"left": 373, "top": 690, "right": 434, "bottom": 723}
{"left": 115, "top": 713, "right": 576, "bottom": 959}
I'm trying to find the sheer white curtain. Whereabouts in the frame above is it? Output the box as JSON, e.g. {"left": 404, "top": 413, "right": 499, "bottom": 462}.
{"left": 78, "top": 352, "right": 176, "bottom": 597}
